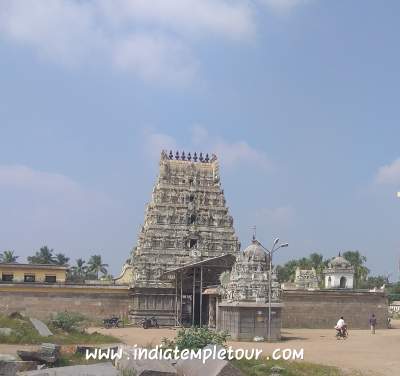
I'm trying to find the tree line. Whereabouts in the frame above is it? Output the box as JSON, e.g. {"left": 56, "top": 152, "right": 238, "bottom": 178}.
{"left": 0, "top": 246, "right": 110, "bottom": 281}
{"left": 276, "top": 250, "right": 389, "bottom": 289}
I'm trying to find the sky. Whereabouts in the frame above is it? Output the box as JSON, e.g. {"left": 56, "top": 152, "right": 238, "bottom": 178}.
{"left": 1, "top": 0, "right": 400, "bottom": 278}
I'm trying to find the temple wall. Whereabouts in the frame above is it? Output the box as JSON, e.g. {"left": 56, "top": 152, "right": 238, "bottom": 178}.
{"left": 0, "top": 283, "right": 131, "bottom": 320}
{"left": 217, "top": 304, "right": 282, "bottom": 341}
{"left": 282, "top": 289, "right": 388, "bottom": 329}
{"left": 0, "top": 284, "right": 389, "bottom": 330}
{"left": 129, "top": 287, "right": 176, "bottom": 326}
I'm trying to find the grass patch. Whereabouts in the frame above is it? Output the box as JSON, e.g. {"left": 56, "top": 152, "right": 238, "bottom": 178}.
{"left": 52, "top": 352, "right": 110, "bottom": 367}
{"left": 0, "top": 314, "right": 120, "bottom": 345}
{"left": 233, "top": 358, "right": 358, "bottom": 376}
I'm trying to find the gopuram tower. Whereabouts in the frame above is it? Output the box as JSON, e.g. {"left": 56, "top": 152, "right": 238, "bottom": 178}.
{"left": 116, "top": 150, "right": 240, "bottom": 325}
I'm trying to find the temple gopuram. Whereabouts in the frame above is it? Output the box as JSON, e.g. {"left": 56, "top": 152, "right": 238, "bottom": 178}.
{"left": 115, "top": 150, "right": 240, "bottom": 325}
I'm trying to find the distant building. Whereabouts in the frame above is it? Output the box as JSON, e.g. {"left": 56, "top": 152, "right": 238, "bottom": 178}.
{"left": 389, "top": 301, "right": 400, "bottom": 314}
{"left": 0, "top": 263, "right": 68, "bottom": 284}
{"left": 323, "top": 254, "right": 354, "bottom": 289}
{"left": 294, "top": 267, "right": 319, "bottom": 289}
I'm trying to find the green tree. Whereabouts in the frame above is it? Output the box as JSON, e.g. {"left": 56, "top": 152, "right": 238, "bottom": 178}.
{"left": 0, "top": 250, "right": 19, "bottom": 263}
{"left": 342, "top": 250, "right": 370, "bottom": 288}
{"left": 0, "top": 251, "right": 19, "bottom": 264}
{"left": 309, "top": 253, "right": 324, "bottom": 270}
{"left": 55, "top": 253, "right": 70, "bottom": 266}
{"left": 297, "top": 257, "right": 312, "bottom": 269}
{"left": 87, "top": 255, "right": 108, "bottom": 280}
{"left": 360, "top": 275, "right": 388, "bottom": 289}
{"left": 73, "top": 258, "right": 87, "bottom": 276}
{"left": 27, "top": 246, "right": 56, "bottom": 264}
{"left": 276, "top": 259, "right": 299, "bottom": 283}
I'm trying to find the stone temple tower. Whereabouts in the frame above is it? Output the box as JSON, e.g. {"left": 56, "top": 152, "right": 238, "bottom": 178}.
{"left": 115, "top": 150, "right": 240, "bottom": 324}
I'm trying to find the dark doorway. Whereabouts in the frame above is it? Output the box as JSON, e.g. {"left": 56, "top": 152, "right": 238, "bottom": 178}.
{"left": 340, "top": 276, "right": 347, "bottom": 288}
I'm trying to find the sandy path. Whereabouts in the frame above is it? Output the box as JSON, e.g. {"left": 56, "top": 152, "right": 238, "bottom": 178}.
{"left": 89, "top": 321, "right": 400, "bottom": 376}
{"left": 0, "top": 344, "right": 38, "bottom": 355}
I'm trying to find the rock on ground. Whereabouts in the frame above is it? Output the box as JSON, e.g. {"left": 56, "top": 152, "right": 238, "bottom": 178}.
{"left": 0, "top": 328, "right": 14, "bottom": 336}
{"left": 115, "top": 345, "right": 177, "bottom": 375}
{"left": 0, "top": 360, "right": 37, "bottom": 376}
{"left": 29, "top": 319, "right": 53, "bottom": 337}
{"left": 17, "top": 362, "right": 118, "bottom": 376}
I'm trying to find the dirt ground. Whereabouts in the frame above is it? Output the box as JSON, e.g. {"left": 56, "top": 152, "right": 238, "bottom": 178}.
{"left": 87, "top": 320, "right": 400, "bottom": 376}
{"left": 1, "top": 323, "right": 398, "bottom": 375}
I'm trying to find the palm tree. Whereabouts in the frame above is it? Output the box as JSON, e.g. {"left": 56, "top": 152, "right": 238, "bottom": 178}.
{"left": 87, "top": 255, "right": 108, "bottom": 280}
{"left": 343, "top": 250, "right": 370, "bottom": 288}
{"left": 27, "top": 246, "right": 56, "bottom": 264}
{"left": 55, "top": 253, "right": 70, "bottom": 266}
{"left": 0, "top": 250, "right": 19, "bottom": 263}
{"left": 71, "top": 258, "right": 88, "bottom": 280}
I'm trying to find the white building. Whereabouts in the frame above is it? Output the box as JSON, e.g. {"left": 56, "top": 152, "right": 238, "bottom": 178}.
{"left": 323, "top": 254, "right": 354, "bottom": 289}
{"left": 389, "top": 301, "right": 400, "bottom": 314}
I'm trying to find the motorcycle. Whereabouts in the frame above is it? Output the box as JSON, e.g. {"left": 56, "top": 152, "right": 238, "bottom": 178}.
{"left": 141, "top": 316, "right": 159, "bottom": 329}
{"left": 103, "top": 316, "right": 122, "bottom": 329}
{"left": 335, "top": 326, "right": 348, "bottom": 340}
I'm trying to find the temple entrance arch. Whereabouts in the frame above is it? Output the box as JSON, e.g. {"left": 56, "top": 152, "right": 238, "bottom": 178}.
{"left": 340, "top": 276, "right": 347, "bottom": 288}
{"left": 162, "top": 254, "right": 236, "bottom": 327}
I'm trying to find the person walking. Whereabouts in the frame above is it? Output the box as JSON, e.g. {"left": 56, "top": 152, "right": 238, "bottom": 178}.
{"left": 369, "top": 314, "right": 377, "bottom": 334}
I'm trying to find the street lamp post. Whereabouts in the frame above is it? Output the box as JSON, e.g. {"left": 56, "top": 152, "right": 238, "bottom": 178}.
{"left": 258, "top": 238, "right": 288, "bottom": 341}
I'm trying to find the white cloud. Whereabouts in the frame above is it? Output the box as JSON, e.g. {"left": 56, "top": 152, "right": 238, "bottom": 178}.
{"left": 0, "top": 165, "right": 81, "bottom": 194}
{"left": 0, "top": 1, "right": 106, "bottom": 66}
{"left": 261, "top": 0, "right": 311, "bottom": 13}
{"left": 113, "top": 33, "right": 198, "bottom": 85}
{"left": 214, "top": 140, "right": 271, "bottom": 170}
{"left": 0, "top": 0, "right": 312, "bottom": 85}
{"left": 0, "top": 0, "right": 254, "bottom": 85}
{"left": 191, "top": 125, "right": 210, "bottom": 145}
{"left": 375, "top": 158, "right": 400, "bottom": 185}
{"left": 99, "top": 0, "right": 255, "bottom": 41}
{"left": 0, "top": 165, "right": 120, "bottom": 265}
{"left": 143, "top": 126, "right": 271, "bottom": 170}
{"left": 0, "top": 164, "right": 112, "bottom": 205}
{"left": 192, "top": 126, "right": 271, "bottom": 170}
{"left": 144, "top": 130, "right": 178, "bottom": 159}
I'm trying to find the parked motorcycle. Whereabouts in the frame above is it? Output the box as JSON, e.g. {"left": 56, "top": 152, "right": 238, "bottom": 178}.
{"left": 141, "top": 316, "right": 159, "bottom": 329}
{"left": 103, "top": 316, "right": 122, "bottom": 329}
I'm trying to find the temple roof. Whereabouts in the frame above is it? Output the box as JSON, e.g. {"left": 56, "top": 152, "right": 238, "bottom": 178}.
{"left": 161, "top": 253, "right": 236, "bottom": 276}
{"left": 330, "top": 255, "right": 351, "bottom": 268}
{"left": 242, "top": 240, "right": 268, "bottom": 263}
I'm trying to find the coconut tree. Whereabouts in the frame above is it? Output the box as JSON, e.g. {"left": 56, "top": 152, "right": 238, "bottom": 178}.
{"left": 87, "top": 255, "right": 108, "bottom": 280}
{"left": 54, "top": 253, "right": 70, "bottom": 266}
{"left": 0, "top": 250, "right": 19, "bottom": 263}
{"left": 27, "top": 246, "right": 56, "bottom": 264}
{"left": 70, "top": 258, "right": 88, "bottom": 281}
{"left": 342, "top": 250, "right": 370, "bottom": 288}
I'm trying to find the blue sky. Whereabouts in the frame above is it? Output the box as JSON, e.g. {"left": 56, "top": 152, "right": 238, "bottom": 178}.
{"left": 1, "top": 0, "right": 400, "bottom": 278}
